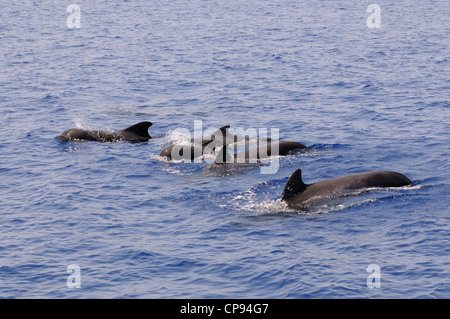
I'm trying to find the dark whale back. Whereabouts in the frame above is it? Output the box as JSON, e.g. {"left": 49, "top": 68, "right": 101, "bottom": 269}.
{"left": 237, "top": 141, "right": 308, "bottom": 160}
{"left": 57, "top": 121, "right": 152, "bottom": 142}
{"left": 282, "top": 169, "right": 413, "bottom": 208}
{"left": 159, "top": 143, "right": 206, "bottom": 160}
{"left": 57, "top": 128, "right": 98, "bottom": 142}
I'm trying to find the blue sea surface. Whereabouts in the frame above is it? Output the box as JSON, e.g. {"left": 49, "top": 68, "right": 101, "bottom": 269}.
{"left": 0, "top": 0, "right": 449, "bottom": 298}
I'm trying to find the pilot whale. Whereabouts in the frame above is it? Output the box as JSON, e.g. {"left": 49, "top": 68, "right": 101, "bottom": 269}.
{"left": 281, "top": 169, "right": 413, "bottom": 209}
{"left": 215, "top": 140, "right": 308, "bottom": 164}
{"left": 159, "top": 125, "right": 230, "bottom": 161}
{"left": 232, "top": 141, "right": 308, "bottom": 162}
{"left": 190, "top": 131, "right": 272, "bottom": 145}
{"left": 57, "top": 122, "right": 152, "bottom": 142}
{"left": 159, "top": 138, "right": 216, "bottom": 161}
{"left": 205, "top": 125, "right": 308, "bottom": 164}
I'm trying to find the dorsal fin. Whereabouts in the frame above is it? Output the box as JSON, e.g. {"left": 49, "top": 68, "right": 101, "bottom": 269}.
{"left": 122, "top": 122, "right": 152, "bottom": 138}
{"left": 281, "top": 169, "right": 307, "bottom": 201}
{"left": 200, "top": 125, "right": 229, "bottom": 148}
{"left": 208, "top": 125, "right": 230, "bottom": 140}
{"left": 211, "top": 125, "right": 234, "bottom": 164}
{"left": 210, "top": 125, "right": 230, "bottom": 142}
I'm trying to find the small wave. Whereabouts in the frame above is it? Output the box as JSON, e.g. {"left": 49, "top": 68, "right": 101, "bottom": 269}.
{"left": 151, "top": 155, "right": 203, "bottom": 176}
{"left": 240, "top": 199, "right": 292, "bottom": 215}
{"left": 70, "top": 120, "right": 114, "bottom": 132}
{"left": 150, "top": 154, "right": 171, "bottom": 162}
{"left": 200, "top": 162, "right": 261, "bottom": 177}
{"left": 228, "top": 181, "right": 292, "bottom": 215}
{"left": 159, "top": 164, "right": 186, "bottom": 176}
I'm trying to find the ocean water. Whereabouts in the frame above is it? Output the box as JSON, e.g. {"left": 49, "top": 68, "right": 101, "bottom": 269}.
{"left": 0, "top": 0, "right": 449, "bottom": 298}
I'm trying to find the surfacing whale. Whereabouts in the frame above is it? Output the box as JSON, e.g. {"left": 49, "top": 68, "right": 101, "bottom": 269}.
{"left": 214, "top": 139, "right": 308, "bottom": 164}
{"left": 232, "top": 141, "right": 308, "bottom": 162}
{"left": 57, "top": 122, "right": 152, "bottom": 143}
{"left": 159, "top": 125, "right": 230, "bottom": 161}
{"left": 281, "top": 169, "right": 413, "bottom": 209}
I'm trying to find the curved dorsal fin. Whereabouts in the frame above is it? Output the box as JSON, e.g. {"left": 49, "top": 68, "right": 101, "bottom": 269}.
{"left": 201, "top": 125, "right": 231, "bottom": 147}
{"left": 211, "top": 125, "right": 230, "bottom": 143}
{"left": 209, "top": 125, "right": 230, "bottom": 140}
{"left": 281, "top": 169, "right": 307, "bottom": 201}
{"left": 122, "top": 122, "right": 152, "bottom": 138}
